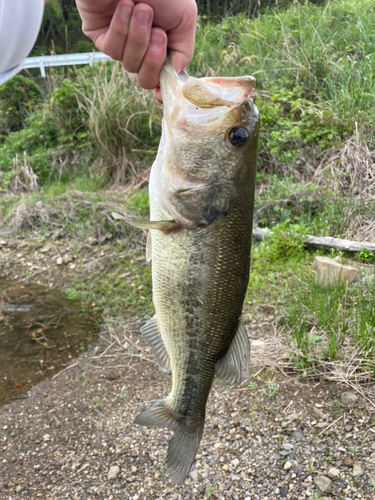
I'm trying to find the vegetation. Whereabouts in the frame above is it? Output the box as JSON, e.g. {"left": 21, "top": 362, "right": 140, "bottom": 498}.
{"left": 1, "top": 0, "right": 375, "bottom": 385}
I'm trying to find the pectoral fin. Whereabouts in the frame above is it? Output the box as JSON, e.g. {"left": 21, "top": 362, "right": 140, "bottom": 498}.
{"left": 112, "top": 212, "right": 179, "bottom": 233}
{"left": 140, "top": 315, "right": 171, "bottom": 373}
{"left": 215, "top": 317, "right": 250, "bottom": 385}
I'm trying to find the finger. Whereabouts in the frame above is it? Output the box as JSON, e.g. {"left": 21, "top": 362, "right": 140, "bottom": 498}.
{"left": 136, "top": 28, "right": 167, "bottom": 90}
{"left": 168, "top": 2, "right": 198, "bottom": 74}
{"left": 98, "top": 0, "right": 135, "bottom": 61}
{"left": 122, "top": 3, "right": 153, "bottom": 74}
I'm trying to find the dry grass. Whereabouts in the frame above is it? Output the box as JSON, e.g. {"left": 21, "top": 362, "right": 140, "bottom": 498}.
{"left": 73, "top": 63, "right": 162, "bottom": 183}
{"left": 312, "top": 137, "right": 375, "bottom": 196}
{"left": 0, "top": 190, "right": 142, "bottom": 241}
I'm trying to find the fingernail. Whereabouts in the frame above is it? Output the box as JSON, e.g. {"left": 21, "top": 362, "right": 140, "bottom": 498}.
{"left": 135, "top": 8, "right": 152, "bottom": 28}
{"left": 120, "top": 5, "right": 132, "bottom": 21}
{"left": 150, "top": 30, "right": 165, "bottom": 49}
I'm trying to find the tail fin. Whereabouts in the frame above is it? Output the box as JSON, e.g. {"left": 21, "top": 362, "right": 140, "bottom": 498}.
{"left": 134, "top": 399, "right": 205, "bottom": 485}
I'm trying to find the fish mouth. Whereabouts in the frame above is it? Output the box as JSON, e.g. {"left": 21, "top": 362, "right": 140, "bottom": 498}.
{"left": 160, "top": 59, "right": 256, "bottom": 133}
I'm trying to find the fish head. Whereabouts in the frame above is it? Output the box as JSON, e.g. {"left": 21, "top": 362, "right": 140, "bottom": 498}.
{"left": 150, "top": 59, "right": 260, "bottom": 227}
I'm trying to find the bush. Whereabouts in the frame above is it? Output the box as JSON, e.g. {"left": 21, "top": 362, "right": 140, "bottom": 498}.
{"left": 0, "top": 76, "right": 44, "bottom": 136}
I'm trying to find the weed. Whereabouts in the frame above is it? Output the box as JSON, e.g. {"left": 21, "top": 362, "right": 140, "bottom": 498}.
{"left": 247, "top": 381, "right": 258, "bottom": 389}
{"left": 260, "top": 380, "right": 279, "bottom": 399}
{"left": 81, "top": 374, "right": 90, "bottom": 387}
{"left": 205, "top": 481, "right": 217, "bottom": 498}
{"left": 92, "top": 396, "right": 100, "bottom": 407}
{"left": 358, "top": 248, "right": 375, "bottom": 263}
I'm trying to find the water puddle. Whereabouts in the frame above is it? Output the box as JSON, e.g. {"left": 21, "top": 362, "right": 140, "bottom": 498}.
{"left": 0, "top": 281, "right": 100, "bottom": 406}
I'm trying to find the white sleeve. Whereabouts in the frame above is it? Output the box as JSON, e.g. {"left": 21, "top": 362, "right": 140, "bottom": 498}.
{"left": 0, "top": 0, "right": 44, "bottom": 85}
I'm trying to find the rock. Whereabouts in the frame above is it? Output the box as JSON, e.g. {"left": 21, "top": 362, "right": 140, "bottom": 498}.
{"left": 107, "top": 465, "right": 120, "bottom": 480}
{"left": 284, "top": 461, "right": 292, "bottom": 470}
{"left": 231, "top": 458, "right": 240, "bottom": 467}
{"left": 189, "top": 468, "right": 198, "bottom": 480}
{"left": 56, "top": 257, "right": 63, "bottom": 266}
{"left": 43, "top": 434, "right": 51, "bottom": 442}
{"left": 313, "top": 256, "right": 358, "bottom": 286}
{"left": 344, "top": 457, "right": 354, "bottom": 467}
{"left": 283, "top": 443, "right": 294, "bottom": 451}
{"left": 15, "top": 485, "right": 23, "bottom": 492}
{"left": 314, "top": 476, "right": 333, "bottom": 494}
{"left": 352, "top": 464, "right": 363, "bottom": 477}
{"left": 88, "top": 237, "right": 97, "bottom": 245}
{"left": 327, "top": 467, "right": 340, "bottom": 478}
{"left": 341, "top": 392, "right": 358, "bottom": 407}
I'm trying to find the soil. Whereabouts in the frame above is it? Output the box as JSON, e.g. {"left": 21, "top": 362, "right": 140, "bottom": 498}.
{"left": 1, "top": 237, "right": 375, "bottom": 500}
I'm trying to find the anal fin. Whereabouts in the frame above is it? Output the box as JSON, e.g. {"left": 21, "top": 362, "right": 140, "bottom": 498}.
{"left": 140, "top": 315, "right": 171, "bottom": 373}
{"left": 215, "top": 316, "right": 250, "bottom": 385}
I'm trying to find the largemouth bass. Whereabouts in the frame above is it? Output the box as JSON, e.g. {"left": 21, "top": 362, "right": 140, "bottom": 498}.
{"left": 116, "top": 60, "right": 259, "bottom": 484}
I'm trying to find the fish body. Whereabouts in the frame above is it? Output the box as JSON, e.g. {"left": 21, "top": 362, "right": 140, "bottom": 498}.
{"left": 130, "top": 61, "right": 259, "bottom": 484}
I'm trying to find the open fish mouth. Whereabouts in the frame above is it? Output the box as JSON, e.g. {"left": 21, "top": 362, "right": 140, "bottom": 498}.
{"left": 160, "top": 59, "right": 257, "bottom": 134}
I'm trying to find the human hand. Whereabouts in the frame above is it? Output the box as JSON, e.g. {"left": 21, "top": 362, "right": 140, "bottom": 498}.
{"left": 75, "top": 0, "right": 197, "bottom": 95}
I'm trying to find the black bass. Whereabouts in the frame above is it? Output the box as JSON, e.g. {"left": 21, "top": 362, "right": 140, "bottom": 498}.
{"left": 115, "top": 60, "right": 259, "bottom": 484}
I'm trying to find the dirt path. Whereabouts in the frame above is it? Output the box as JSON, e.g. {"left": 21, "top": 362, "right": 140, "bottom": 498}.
{"left": 1, "top": 238, "right": 375, "bottom": 499}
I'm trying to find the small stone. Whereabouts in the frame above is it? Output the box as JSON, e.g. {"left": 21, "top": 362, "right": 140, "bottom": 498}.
{"left": 284, "top": 461, "right": 292, "bottom": 470}
{"left": 231, "top": 458, "right": 240, "bottom": 467}
{"left": 107, "top": 465, "right": 120, "bottom": 480}
{"left": 290, "top": 432, "right": 303, "bottom": 441}
{"left": 218, "top": 483, "right": 226, "bottom": 491}
{"left": 344, "top": 457, "right": 354, "bottom": 467}
{"left": 43, "top": 434, "right": 51, "bottom": 442}
{"left": 341, "top": 392, "right": 358, "bottom": 407}
{"left": 345, "top": 424, "right": 353, "bottom": 432}
{"left": 286, "top": 413, "right": 302, "bottom": 422}
{"left": 328, "top": 467, "right": 340, "bottom": 478}
{"left": 190, "top": 468, "right": 198, "bottom": 480}
{"left": 15, "top": 485, "right": 22, "bottom": 493}
{"left": 284, "top": 443, "right": 294, "bottom": 451}
{"left": 352, "top": 464, "right": 363, "bottom": 477}
{"left": 88, "top": 237, "right": 97, "bottom": 245}
{"left": 314, "top": 476, "right": 333, "bottom": 494}
{"left": 63, "top": 254, "right": 73, "bottom": 264}
{"left": 279, "top": 486, "right": 288, "bottom": 497}
{"left": 56, "top": 257, "right": 63, "bottom": 265}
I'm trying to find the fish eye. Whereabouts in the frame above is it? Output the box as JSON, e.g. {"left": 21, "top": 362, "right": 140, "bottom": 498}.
{"left": 228, "top": 127, "right": 248, "bottom": 147}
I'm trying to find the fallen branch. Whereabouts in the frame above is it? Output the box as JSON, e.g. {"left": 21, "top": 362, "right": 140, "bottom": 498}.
{"left": 252, "top": 227, "right": 375, "bottom": 253}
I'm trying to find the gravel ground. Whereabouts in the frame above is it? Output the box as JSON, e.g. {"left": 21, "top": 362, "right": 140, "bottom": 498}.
{"left": 1, "top": 238, "right": 375, "bottom": 500}
{"left": 1, "top": 337, "right": 375, "bottom": 500}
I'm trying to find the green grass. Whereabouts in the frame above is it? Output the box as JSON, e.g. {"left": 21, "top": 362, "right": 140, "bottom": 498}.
{"left": 284, "top": 268, "right": 375, "bottom": 371}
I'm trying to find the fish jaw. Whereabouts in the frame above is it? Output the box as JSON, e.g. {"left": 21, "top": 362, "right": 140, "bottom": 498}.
{"left": 149, "top": 61, "right": 260, "bottom": 228}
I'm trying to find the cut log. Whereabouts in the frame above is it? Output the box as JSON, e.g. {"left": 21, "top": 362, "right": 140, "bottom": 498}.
{"left": 252, "top": 227, "right": 375, "bottom": 254}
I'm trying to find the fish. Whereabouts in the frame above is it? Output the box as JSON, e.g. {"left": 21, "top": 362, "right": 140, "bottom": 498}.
{"left": 115, "top": 59, "right": 259, "bottom": 484}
